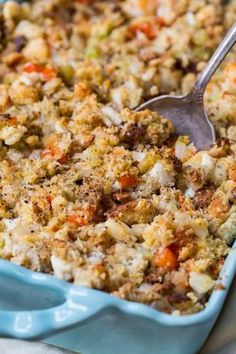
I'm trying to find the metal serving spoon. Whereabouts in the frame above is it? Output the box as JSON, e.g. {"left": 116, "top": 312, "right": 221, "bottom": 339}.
{"left": 137, "top": 23, "right": 236, "bottom": 150}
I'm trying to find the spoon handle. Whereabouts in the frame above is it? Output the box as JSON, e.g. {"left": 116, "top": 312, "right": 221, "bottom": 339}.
{"left": 192, "top": 22, "right": 236, "bottom": 100}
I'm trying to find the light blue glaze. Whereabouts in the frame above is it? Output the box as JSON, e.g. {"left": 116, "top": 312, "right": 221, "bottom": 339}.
{"left": 0, "top": 243, "right": 234, "bottom": 354}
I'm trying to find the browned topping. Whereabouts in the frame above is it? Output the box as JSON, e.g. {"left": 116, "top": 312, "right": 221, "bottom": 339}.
{"left": 0, "top": 0, "right": 232, "bottom": 316}
{"left": 209, "top": 138, "right": 231, "bottom": 158}
{"left": 123, "top": 123, "right": 146, "bottom": 142}
{"left": 184, "top": 166, "right": 204, "bottom": 190}
{"left": 207, "top": 196, "right": 229, "bottom": 219}
{"left": 113, "top": 191, "right": 131, "bottom": 203}
{"left": 193, "top": 187, "right": 214, "bottom": 209}
{"left": 145, "top": 268, "right": 162, "bottom": 284}
{"left": 2, "top": 52, "right": 23, "bottom": 67}
{"left": 107, "top": 200, "right": 137, "bottom": 218}
{"left": 168, "top": 293, "right": 190, "bottom": 305}
{"left": 172, "top": 155, "right": 183, "bottom": 173}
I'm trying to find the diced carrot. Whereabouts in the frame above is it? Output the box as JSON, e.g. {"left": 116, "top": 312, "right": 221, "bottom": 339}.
{"left": 51, "top": 146, "right": 60, "bottom": 157}
{"left": 23, "top": 63, "right": 56, "bottom": 81}
{"left": 23, "top": 63, "right": 44, "bottom": 73}
{"left": 156, "top": 16, "right": 165, "bottom": 26}
{"left": 66, "top": 214, "right": 88, "bottom": 226}
{"left": 138, "top": 0, "right": 148, "bottom": 9}
{"left": 118, "top": 174, "right": 137, "bottom": 189}
{"left": 8, "top": 117, "right": 18, "bottom": 126}
{"left": 46, "top": 195, "right": 53, "bottom": 204}
{"left": 67, "top": 204, "right": 96, "bottom": 226}
{"left": 224, "top": 63, "right": 236, "bottom": 73}
{"left": 138, "top": 0, "right": 157, "bottom": 14}
{"left": 153, "top": 247, "right": 178, "bottom": 271}
{"left": 41, "top": 67, "right": 57, "bottom": 81}
{"left": 131, "top": 22, "right": 156, "bottom": 39}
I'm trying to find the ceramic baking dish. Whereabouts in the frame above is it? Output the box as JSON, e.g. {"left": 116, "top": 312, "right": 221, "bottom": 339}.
{"left": 0, "top": 241, "right": 234, "bottom": 354}
{"left": 0, "top": 0, "right": 235, "bottom": 352}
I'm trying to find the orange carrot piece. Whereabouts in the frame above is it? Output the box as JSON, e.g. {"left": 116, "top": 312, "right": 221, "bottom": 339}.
{"left": 118, "top": 174, "right": 137, "bottom": 189}
{"left": 41, "top": 67, "right": 57, "bottom": 81}
{"left": 153, "top": 247, "right": 178, "bottom": 271}
{"left": 224, "top": 63, "right": 236, "bottom": 73}
{"left": 23, "top": 63, "right": 56, "bottom": 81}
{"left": 66, "top": 214, "right": 88, "bottom": 226}
{"left": 156, "top": 16, "right": 165, "bottom": 26}
{"left": 23, "top": 63, "right": 44, "bottom": 73}
{"left": 46, "top": 195, "right": 53, "bottom": 204}
{"left": 131, "top": 22, "right": 156, "bottom": 39}
{"left": 8, "top": 117, "right": 18, "bottom": 126}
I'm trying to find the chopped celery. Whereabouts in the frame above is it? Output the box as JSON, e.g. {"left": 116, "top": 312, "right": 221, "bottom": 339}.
{"left": 58, "top": 64, "right": 75, "bottom": 85}
{"left": 98, "top": 22, "right": 113, "bottom": 40}
{"left": 0, "top": 239, "right": 5, "bottom": 249}
{"left": 85, "top": 46, "right": 100, "bottom": 59}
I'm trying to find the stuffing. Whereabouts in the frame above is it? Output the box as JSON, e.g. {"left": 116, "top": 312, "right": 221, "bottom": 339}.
{"left": 0, "top": 0, "right": 234, "bottom": 315}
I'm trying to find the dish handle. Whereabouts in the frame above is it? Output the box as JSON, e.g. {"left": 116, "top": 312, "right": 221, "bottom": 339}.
{"left": 0, "top": 259, "right": 113, "bottom": 339}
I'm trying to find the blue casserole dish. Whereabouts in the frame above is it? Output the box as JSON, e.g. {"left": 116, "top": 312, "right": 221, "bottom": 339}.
{"left": 0, "top": 241, "right": 234, "bottom": 354}
{"left": 0, "top": 1, "right": 235, "bottom": 353}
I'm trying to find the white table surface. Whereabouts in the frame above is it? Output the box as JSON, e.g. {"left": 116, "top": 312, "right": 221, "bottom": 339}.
{"left": 0, "top": 279, "right": 235, "bottom": 354}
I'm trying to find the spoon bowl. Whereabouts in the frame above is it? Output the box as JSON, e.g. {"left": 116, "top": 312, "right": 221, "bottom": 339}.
{"left": 137, "top": 93, "right": 215, "bottom": 150}
{"left": 136, "top": 23, "right": 236, "bottom": 150}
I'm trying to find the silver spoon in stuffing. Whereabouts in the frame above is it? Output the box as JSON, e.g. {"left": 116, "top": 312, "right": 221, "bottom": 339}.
{"left": 136, "top": 23, "right": 236, "bottom": 150}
